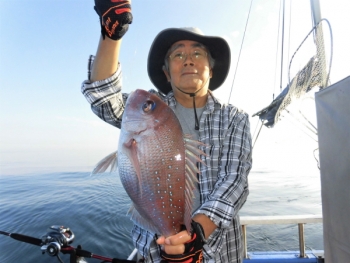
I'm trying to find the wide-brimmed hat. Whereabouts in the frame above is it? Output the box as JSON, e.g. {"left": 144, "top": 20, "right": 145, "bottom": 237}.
{"left": 147, "top": 27, "right": 231, "bottom": 95}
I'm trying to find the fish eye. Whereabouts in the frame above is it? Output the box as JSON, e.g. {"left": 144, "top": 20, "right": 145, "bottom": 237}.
{"left": 142, "top": 100, "right": 155, "bottom": 113}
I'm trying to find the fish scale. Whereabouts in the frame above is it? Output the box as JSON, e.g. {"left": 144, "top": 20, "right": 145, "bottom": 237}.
{"left": 124, "top": 121, "right": 186, "bottom": 235}
{"left": 93, "top": 89, "right": 205, "bottom": 237}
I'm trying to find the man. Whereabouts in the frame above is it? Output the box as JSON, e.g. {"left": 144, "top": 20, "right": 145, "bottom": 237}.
{"left": 82, "top": 1, "right": 252, "bottom": 262}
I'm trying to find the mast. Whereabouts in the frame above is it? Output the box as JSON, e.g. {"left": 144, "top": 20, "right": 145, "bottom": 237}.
{"left": 310, "top": 0, "right": 322, "bottom": 25}
{"left": 310, "top": 0, "right": 328, "bottom": 88}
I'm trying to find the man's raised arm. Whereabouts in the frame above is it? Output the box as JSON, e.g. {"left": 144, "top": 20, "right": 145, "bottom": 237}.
{"left": 90, "top": 0, "right": 132, "bottom": 81}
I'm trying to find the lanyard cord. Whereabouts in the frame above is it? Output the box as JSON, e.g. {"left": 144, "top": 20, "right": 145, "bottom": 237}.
{"left": 190, "top": 92, "right": 200, "bottom": 130}
{"left": 175, "top": 85, "right": 203, "bottom": 131}
{"left": 174, "top": 76, "right": 210, "bottom": 130}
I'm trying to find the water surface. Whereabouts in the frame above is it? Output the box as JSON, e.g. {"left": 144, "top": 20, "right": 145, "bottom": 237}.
{"left": 0, "top": 169, "right": 323, "bottom": 262}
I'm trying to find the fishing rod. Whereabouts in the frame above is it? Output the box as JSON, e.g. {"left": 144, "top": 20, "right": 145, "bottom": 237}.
{"left": 0, "top": 225, "right": 137, "bottom": 263}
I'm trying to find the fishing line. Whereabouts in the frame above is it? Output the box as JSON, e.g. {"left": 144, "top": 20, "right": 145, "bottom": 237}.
{"left": 56, "top": 255, "right": 64, "bottom": 263}
{"left": 227, "top": 0, "right": 254, "bottom": 104}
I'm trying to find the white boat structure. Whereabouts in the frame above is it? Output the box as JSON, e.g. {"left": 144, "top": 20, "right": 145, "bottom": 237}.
{"left": 233, "top": 0, "right": 350, "bottom": 261}
{"left": 235, "top": 0, "right": 350, "bottom": 261}
{"left": 237, "top": 73, "right": 349, "bottom": 262}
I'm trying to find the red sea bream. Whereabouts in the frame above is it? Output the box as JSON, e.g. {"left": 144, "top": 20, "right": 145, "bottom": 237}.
{"left": 93, "top": 89, "right": 205, "bottom": 236}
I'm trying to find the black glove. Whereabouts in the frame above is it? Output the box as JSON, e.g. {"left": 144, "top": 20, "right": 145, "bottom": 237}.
{"left": 94, "top": 0, "right": 133, "bottom": 40}
{"left": 160, "top": 221, "right": 206, "bottom": 263}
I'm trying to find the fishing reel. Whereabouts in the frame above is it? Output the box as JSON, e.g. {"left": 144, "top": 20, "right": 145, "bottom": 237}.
{"left": 41, "top": 225, "right": 75, "bottom": 256}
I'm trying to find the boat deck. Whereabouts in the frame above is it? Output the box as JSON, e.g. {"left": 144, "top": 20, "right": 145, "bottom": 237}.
{"left": 244, "top": 250, "right": 324, "bottom": 262}
{"left": 241, "top": 215, "right": 324, "bottom": 263}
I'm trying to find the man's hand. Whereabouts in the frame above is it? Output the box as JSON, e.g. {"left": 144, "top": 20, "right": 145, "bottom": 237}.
{"left": 157, "top": 221, "right": 206, "bottom": 263}
{"left": 94, "top": 0, "right": 133, "bottom": 40}
{"left": 157, "top": 230, "right": 191, "bottom": 255}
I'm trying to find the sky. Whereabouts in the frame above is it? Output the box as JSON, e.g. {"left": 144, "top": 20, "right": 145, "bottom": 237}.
{"left": 0, "top": 0, "right": 349, "bottom": 175}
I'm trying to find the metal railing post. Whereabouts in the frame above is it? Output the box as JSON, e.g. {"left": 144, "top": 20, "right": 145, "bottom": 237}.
{"left": 298, "top": 223, "right": 306, "bottom": 258}
{"left": 242, "top": 224, "right": 248, "bottom": 259}
{"left": 240, "top": 215, "right": 322, "bottom": 259}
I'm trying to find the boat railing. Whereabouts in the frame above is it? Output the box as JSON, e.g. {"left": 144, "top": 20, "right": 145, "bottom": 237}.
{"left": 240, "top": 214, "right": 323, "bottom": 259}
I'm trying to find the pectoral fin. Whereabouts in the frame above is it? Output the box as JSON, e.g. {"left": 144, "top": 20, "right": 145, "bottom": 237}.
{"left": 123, "top": 139, "right": 143, "bottom": 197}
{"left": 91, "top": 151, "right": 118, "bottom": 175}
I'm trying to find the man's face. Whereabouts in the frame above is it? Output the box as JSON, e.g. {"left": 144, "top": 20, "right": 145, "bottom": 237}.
{"left": 163, "top": 40, "right": 212, "bottom": 96}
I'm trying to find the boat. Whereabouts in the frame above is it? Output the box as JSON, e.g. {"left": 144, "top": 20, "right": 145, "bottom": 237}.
{"left": 237, "top": 0, "right": 350, "bottom": 262}
{"left": 235, "top": 74, "right": 350, "bottom": 262}
{"left": 1, "top": 0, "right": 349, "bottom": 262}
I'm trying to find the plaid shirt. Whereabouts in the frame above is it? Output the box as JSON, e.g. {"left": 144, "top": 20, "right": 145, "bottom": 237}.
{"left": 82, "top": 56, "right": 252, "bottom": 263}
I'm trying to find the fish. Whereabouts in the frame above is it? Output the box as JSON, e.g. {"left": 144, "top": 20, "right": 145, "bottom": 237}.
{"left": 92, "top": 89, "right": 206, "bottom": 237}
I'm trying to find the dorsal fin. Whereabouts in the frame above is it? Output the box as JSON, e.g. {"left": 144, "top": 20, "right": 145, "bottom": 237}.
{"left": 183, "top": 135, "right": 207, "bottom": 232}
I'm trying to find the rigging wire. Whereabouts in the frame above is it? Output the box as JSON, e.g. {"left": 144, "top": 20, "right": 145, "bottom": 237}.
{"left": 298, "top": 97, "right": 318, "bottom": 132}
{"left": 252, "top": 121, "right": 264, "bottom": 149}
{"left": 227, "top": 0, "right": 254, "bottom": 104}
{"left": 272, "top": 0, "right": 283, "bottom": 100}
{"left": 287, "top": 0, "right": 292, "bottom": 77}
{"left": 313, "top": 148, "right": 320, "bottom": 170}
{"left": 279, "top": 0, "right": 286, "bottom": 93}
{"left": 250, "top": 2, "right": 331, "bottom": 172}
{"left": 284, "top": 109, "right": 318, "bottom": 142}
{"left": 254, "top": 0, "right": 285, "bottom": 148}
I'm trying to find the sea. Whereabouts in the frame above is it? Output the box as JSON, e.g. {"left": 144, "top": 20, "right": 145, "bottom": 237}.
{"left": 0, "top": 161, "right": 324, "bottom": 263}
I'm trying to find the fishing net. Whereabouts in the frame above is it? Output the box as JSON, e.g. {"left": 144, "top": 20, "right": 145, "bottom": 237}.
{"left": 254, "top": 19, "right": 333, "bottom": 128}
{"left": 274, "top": 20, "right": 332, "bottom": 125}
